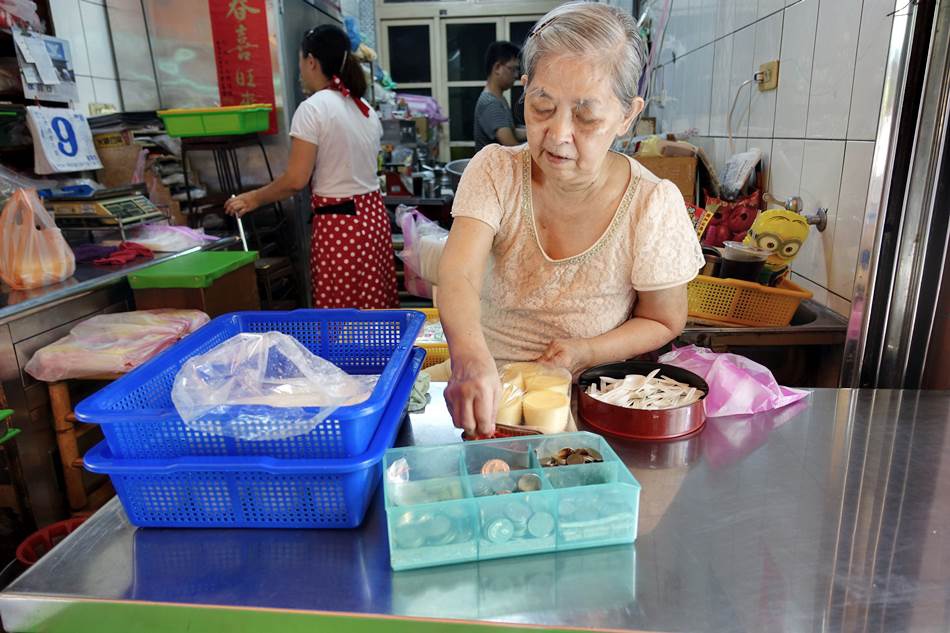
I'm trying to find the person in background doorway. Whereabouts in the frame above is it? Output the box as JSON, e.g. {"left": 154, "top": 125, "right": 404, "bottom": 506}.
{"left": 474, "top": 41, "right": 527, "bottom": 152}
{"left": 225, "top": 25, "right": 398, "bottom": 309}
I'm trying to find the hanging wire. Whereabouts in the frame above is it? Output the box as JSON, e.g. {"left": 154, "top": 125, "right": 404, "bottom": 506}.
{"left": 887, "top": 0, "right": 919, "bottom": 18}
{"left": 727, "top": 78, "right": 758, "bottom": 156}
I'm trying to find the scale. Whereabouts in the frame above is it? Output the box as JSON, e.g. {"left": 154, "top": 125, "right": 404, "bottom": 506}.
{"left": 46, "top": 185, "right": 168, "bottom": 241}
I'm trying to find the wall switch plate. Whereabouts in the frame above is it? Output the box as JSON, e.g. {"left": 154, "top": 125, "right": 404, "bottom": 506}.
{"left": 758, "top": 61, "right": 780, "bottom": 91}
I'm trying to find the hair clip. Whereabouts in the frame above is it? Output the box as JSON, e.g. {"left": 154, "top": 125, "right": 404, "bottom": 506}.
{"left": 340, "top": 50, "right": 348, "bottom": 72}
{"left": 529, "top": 16, "right": 557, "bottom": 39}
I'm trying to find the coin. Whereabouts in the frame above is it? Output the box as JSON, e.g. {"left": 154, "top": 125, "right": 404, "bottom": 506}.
{"left": 517, "top": 473, "right": 542, "bottom": 492}
{"left": 423, "top": 513, "right": 452, "bottom": 540}
{"left": 395, "top": 524, "right": 426, "bottom": 549}
{"left": 586, "top": 448, "right": 603, "bottom": 462}
{"left": 504, "top": 502, "right": 532, "bottom": 525}
{"left": 481, "top": 459, "right": 511, "bottom": 477}
{"left": 557, "top": 448, "right": 573, "bottom": 460}
{"left": 486, "top": 517, "right": 515, "bottom": 544}
{"left": 528, "top": 512, "right": 555, "bottom": 538}
{"left": 489, "top": 475, "right": 516, "bottom": 494}
{"left": 566, "top": 453, "right": 586, "bottom": 465}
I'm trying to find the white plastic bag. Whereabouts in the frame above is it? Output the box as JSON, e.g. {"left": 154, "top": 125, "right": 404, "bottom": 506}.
{"left": 171, "top": 332, "right": 379, "bottom": 441}
{"left": 396, "top": 205, "right": 448, "bottom": 295}
{"left": 126, "top": 224, "right": 218, "bottom": 252}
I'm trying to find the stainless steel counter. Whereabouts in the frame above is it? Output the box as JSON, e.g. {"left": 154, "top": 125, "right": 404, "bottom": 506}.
{"left": 1, "top": 386, "right": 948, "bottom": 632}
{"left": 0, "top": 238, "right": 240, "bottom": 325}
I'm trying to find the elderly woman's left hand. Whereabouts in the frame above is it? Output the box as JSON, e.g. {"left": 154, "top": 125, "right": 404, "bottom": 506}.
{"left": 538, "top": 338, "right": 593, "bottom": 375}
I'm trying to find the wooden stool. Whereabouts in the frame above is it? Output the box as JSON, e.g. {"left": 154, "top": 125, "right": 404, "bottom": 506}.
{"left": 47, "top": 376, "right": 119, "bottom": 514}
{"left": 255, "top": 256, "right": 298, "bottom": 310}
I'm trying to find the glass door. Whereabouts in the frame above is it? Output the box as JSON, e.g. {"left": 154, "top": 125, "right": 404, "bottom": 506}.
{"left": 441, "top": 18, "right": 502, "bottom": 159}
{"left": 380, "top": 20, "right": 436, "bottom": 96}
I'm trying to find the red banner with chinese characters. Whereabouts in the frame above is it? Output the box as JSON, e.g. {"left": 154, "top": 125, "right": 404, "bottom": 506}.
{"left": 209, "top": 0, "right": 277, "bottom": 134}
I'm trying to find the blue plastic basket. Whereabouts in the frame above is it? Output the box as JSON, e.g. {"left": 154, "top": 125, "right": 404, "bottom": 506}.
{"left": 83, "top": 348, "right": 423, "bottom": 529}
{"left": 75, "top": 309, "right": 425, "bottom": 459}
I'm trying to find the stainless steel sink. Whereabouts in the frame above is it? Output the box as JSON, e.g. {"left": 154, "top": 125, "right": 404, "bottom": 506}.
{"left": 790, "top": 303, "right": 818, "bottom": 326}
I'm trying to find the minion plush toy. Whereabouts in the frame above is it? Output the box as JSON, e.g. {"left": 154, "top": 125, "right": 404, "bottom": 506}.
{"left": 743, "top": 209, "right": 810, "bottom": 285}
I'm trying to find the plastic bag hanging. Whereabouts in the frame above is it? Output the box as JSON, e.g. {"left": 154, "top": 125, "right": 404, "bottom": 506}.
{"left": 171, "top": 332, "right": 379, "bottom": 441}
{"left": 0, "top": 189, "right": 75, "bottom": 289}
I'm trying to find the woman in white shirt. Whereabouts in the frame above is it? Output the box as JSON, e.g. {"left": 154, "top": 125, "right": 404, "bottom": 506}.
{"left": 226, "top": 25, "right": 397, "bottom": 309}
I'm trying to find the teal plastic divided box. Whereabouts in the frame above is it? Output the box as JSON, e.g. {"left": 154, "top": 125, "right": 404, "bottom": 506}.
{"left": 383, "top": 432, "right": 640, "bottom": 571}
{"left": 157, "top": 105, "right": 272, "bottom": 138}
{"left": 128, "top": 251, "right": 259, "bottom": 289}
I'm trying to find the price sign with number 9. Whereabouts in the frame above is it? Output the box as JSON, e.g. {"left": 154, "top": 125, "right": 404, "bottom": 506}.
{"left": 50, "top": 116, "right": 78, "bottom": 157}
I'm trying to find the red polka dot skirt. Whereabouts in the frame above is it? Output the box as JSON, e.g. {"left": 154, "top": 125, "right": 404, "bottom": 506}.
{"left": 310, "top": 190, "right": 399, "bottom": 309}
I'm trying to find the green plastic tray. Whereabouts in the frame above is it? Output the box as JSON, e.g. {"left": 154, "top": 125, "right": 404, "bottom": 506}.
{"left": 157, "top": 105, "right": 272, "bottom": 138}
{"left": 383, "top": 432, "right": 640, "bottom": 571}
{"left": 128, "top": 251, "right": 259, "bottom": 289}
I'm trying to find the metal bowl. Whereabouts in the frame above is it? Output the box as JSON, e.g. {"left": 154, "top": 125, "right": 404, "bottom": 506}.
{"left": 445, "top": 158, "right": 470, "bottom": 190}
{"left": 577, "top": 361, "right": 708, "bottom": 441}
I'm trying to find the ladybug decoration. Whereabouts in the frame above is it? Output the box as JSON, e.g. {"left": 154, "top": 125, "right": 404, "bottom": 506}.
{"left": 701, "top": 191, "right": 762, "bottom": 247}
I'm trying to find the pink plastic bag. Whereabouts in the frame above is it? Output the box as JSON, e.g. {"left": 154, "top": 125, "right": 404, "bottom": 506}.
{"left": 25, "top": 309, "right": 209, "bottom": 381}
{"left": 657, "top": 345, "right": 809, "bottom": 418}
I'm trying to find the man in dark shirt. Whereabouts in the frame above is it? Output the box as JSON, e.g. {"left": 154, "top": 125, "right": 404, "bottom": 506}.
{"left": 474, "top": 41, "right": 527, "bottom": 152}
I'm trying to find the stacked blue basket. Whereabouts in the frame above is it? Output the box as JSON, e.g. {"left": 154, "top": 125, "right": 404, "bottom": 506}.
{"left": 79, "top": 309, "right": 425, "bottom": 528}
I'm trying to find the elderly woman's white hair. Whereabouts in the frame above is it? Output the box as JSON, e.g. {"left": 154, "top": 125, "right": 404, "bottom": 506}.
{"left": 521, "top": 1, "right": 647, "bottom": 114}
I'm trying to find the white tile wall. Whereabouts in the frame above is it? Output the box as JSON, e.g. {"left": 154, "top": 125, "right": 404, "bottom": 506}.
{"left": 773, "top": 0, "right": 818, "bottom": 138}
{"left": 729, "top": 25, "right": 756, "bottom": 139}
{"left": 93, "top": 77, "right": 123, "bottom": 110}
{"left": 709, "top": 35, "right": 734, "bottom": 136}
{"left": 694, "top": 45, "right": 715, "bottom": 136}
{"left": 831, "top": 141, "right": 875, "bottom": 297}
{"left": 642, "top": 0, "right": 893, "bottom": 310}
{"left": 79, "top": 0, "right": 117, "bottom": 80}
{"left": 734, "top": 0, "right": 758, "bottom": 33}
{"left": 848, "top": 0, "right": 894, "bottom": 140}
{"left": 806, "top": 0, "right": 863, "bottom": 138}
{"left": 52, "top": 0, "right": 123, "bottom": 112}
{"left": 769, "top": 139, "right": 804, "bottom": 200}
{"left": 74, "top": 74, "right": 96, "bottom": 115}
{"left": 748, "top": 12, "right": 783, "bottom": 138}
{"left": 50, "top": 0, "right": 90, "bottom": 76}
{"left": 716, "top": 0, "right": 735, "bottom": 38}
{"left": 792, "top": 140, "right": 846, "bottom": 285}
{"left": 758, "top": 0, "right": 785, "bottom": 20}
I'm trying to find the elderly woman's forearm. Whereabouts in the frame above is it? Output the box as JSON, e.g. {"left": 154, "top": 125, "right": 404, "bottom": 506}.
{"left": 439, "top": 278, "right": 491, "bottom": 357}
{"left": 584, "top": 317, "right": 681, "bottom": 365}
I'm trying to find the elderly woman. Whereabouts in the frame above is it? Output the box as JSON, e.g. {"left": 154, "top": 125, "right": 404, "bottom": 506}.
{"left": 438, "top": 1, "right": 704, "bottom": 435}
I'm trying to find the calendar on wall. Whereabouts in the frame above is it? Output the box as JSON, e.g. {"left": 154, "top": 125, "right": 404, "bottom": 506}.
{"left": 25, "top": 107, "right": 103, "bottom": 174}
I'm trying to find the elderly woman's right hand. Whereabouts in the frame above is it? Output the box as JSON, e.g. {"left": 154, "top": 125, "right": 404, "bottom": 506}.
{"left": 444, "top": 351, "right": 501, "bottom": 437}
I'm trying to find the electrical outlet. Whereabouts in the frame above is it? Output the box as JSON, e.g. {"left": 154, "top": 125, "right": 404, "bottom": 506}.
{"left": 758, "top": 61, "right": 780, "bottom": 91}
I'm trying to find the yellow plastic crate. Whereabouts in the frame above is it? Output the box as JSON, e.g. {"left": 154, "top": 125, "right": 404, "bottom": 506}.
{"left": 416, "top": 308, "right": 449, "bottom": 369}
{"left": 687, "top": 275, "right": 812, "bottom": 327}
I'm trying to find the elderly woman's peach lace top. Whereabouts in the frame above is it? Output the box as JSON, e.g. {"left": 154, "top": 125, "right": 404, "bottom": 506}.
{"left": 451, "top": 144, "right": 704, "bottom": 365}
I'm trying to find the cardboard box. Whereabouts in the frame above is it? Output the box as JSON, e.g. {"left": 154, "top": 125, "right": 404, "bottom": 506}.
{"left": 634, "top": 155, "right": 698, "bottom": 204}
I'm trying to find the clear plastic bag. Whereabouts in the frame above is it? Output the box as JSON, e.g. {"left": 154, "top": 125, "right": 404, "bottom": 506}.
{"left": 0, "top": 189, "right": 75, "bottom": 289}
{"left": 171, "top": 332, "right": 379, "bottom": 441}
{"left": 497, "top": 362, "right": 573, "bottom": 433}
{"left": 25, "top": 310, "right": 210, "bottom": 381}
{"left": 396, "top": 205, "right": 448, "bottom": 298}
